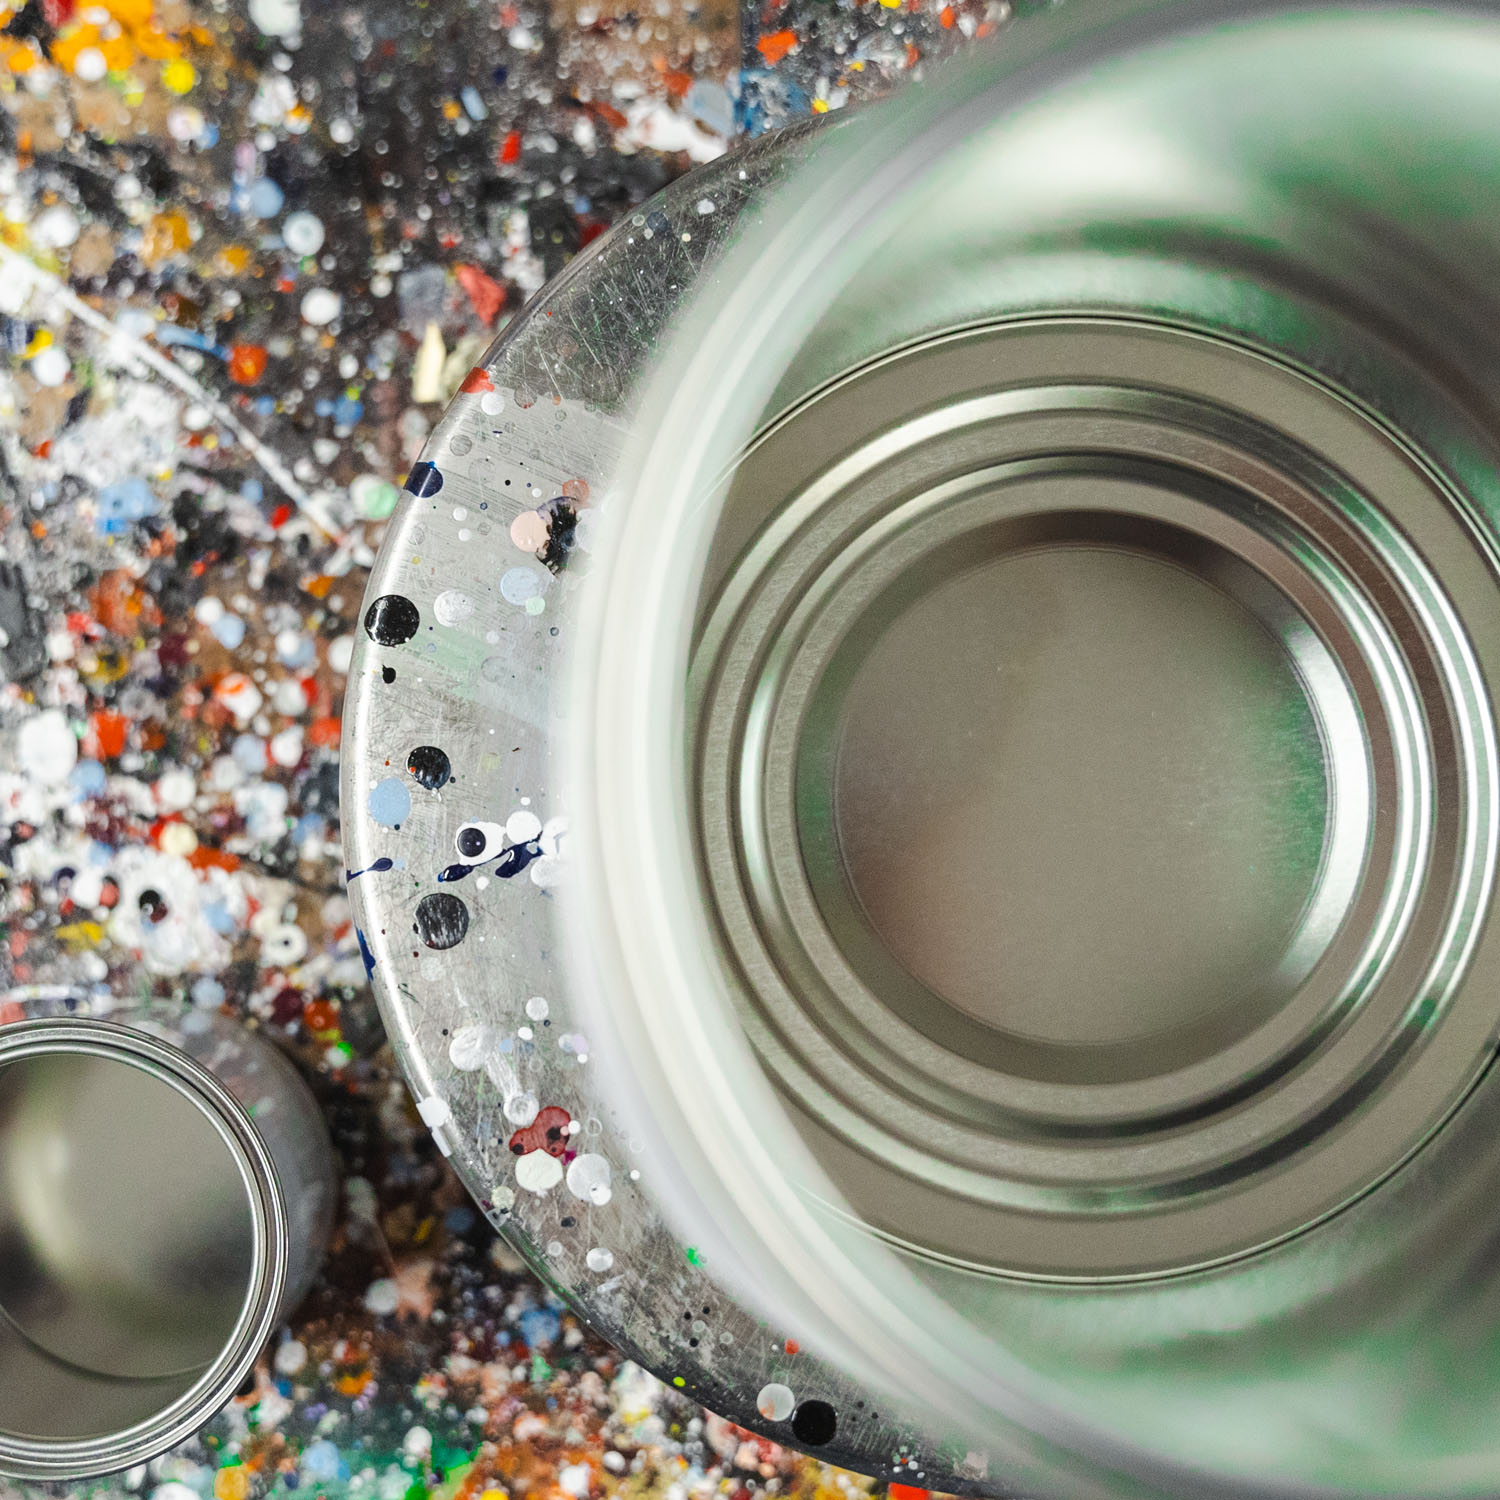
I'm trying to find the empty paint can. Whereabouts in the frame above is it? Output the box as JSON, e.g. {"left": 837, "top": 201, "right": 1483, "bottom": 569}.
{"left": 0, "top": 994, "right": 335, "bottom": 1480}
{"left": 347, "top": 0, "right": 1500, "bottom": 1494}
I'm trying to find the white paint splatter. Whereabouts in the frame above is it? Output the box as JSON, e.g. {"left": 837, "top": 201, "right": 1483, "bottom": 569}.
{"left": 515, "top": 1149, "right": 563, "bottom": 1194}
{"left": 757, "top": 1383, "right": 795, "bottom": 1421}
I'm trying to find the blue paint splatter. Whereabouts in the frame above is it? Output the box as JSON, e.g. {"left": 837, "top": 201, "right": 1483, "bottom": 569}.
{"left": 367, "top": 776, "right": 411, "bottom": 828}
{"left": 404, "top": 460, "right": 444, "bottom": 497}
{"left": 357, "top": 927, "right": 376, "bottom": 979}
{"left": 495, "top": 839, "right": 542, "bottom": 877}
{"left": 95, "top": 477, "right": 159, "bottom": 536}
{"left": 437, "top": 838, "right": 540, "bottom": 884}
{"left": 346, "top": 857, "right": 395, "bottom": 882}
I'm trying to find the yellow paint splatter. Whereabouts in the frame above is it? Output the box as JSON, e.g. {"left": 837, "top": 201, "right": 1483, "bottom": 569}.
{"left": 161, "top": 56, "right": 195, "bottom": 92}
{"left": 213, "top": 1464, "right": 251, "bottom": 1500}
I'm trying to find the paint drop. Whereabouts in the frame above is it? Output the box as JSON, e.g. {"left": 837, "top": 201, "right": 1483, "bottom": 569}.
{"left": 791, "top": 1400, "right": 837, "bottom": 1447}
{"left": 282, "top": 210, "right": 325, "bottom": 256}
{"left": 416, "top": 1095, "right": 453, "bottom": 1128}
{"left": 449, "top": 1023, "right": 497, "bottom": 1071}
{"left": 510, "top": 510, "right": 550, "bottom": 552}
{"left": 524, "top": 994, "right": 549, "bottom": 1020}
{"left": 300, "top": 288, "right": 342, "bottom": 326}
{"left": 504, "top": 1090, "right": 539, "bottom": 1126}
{"left": 500, "top": 566, "right": 541, "bottom": 605}
{"left": 30, "top": 346, "right": 70, "bottom": 387}
{"left": 415, "top": 891, "right": 468, "bottom": 949}
{"left": 407, "top": 745, "right": 451, "bottom": 790}
{"left": 565, "top": 1153, "right": 611, "bottom": 1202}
{"left": 364, "top": 1277, "right": 399, "bottom": 1315}
{"left": 364, "top": 594, "right": 420, "bottom": 645}
{"left": 508, "top": 809, "right": 544, "bottom": 843}
{"left": 368, "top": 776, "right": 411, "bottom": 828}
{"left": 351, "top": 474, "right": 399, "bottom": 520}
{"left": 433, "top": 589, "right": 474, "bottom": 627}
{"left": 404, "top": 460, "right": 444, "bottom": 498}
{"left": 586, "top": 1247, "right": 614, "bottom": 1272}
{"left": 758, "top": 1384, "right": 795, "bottom": 1422}
{"left": 17, "top": 709, "right": 77, "bottom": 785}
{"left": 515, "top": 1149, "right": 563, "bottom": 1194}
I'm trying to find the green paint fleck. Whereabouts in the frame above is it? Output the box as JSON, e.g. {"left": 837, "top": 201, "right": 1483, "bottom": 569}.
{"left": 685, "top": 1245, "right": 704, "bottom": 1266}
{"left": 672, "top": 1376, "right": 686, "bottom": 1387}
{"left": 531, "top": 1352, "right": 553, "bottom": 1383}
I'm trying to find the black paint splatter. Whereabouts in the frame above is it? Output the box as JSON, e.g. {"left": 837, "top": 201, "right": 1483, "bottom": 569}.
{"left": 791, "top": 1401, "right": 837, "bottom": 1447}
{"left": 407, "top": 745, "right": 451, "bottom": 790}
{"left": 414, "top": 891, "right": 469, "bottom": 949}
{"left": 364, "top": 594, "right": 420, "bottom": 646}
{"left": 382, "top": 665, "right": 397, "bottom": 683}
{"left": 404, "top": 461, "right": 444, "bottom": 497}
{"left": 438, "top": 861, "right": 472, "bottom": 883}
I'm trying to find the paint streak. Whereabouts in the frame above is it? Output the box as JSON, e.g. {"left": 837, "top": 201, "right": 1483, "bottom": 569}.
{"left": 347, "top": 857, "right": 395, "bottom": 882}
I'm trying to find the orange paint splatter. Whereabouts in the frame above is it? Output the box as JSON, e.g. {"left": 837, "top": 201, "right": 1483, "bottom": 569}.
{"left": 87, "top": 710, "right": 129, "bottom": 759}
{"left": 459, "top": 366, "right": 495, "bottom": 394}
{"left": 227, "top": 342, "right": 267, "bottom": 385}
{"left": 757, "top": 28, "right": 797, "bottom": 62}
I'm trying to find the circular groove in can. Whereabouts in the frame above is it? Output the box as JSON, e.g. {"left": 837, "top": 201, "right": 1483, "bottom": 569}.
{"left": 690, "top": 317, "right": 1500, "bottom": 1280}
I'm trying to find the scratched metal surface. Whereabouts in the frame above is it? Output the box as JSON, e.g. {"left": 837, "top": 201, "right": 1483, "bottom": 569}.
{"left": 339, "top": 120, "right": 981, "bottom": 1495}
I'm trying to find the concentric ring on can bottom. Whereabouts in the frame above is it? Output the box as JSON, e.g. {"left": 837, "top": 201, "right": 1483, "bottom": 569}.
{"left": 689, "top": 316, "right": 1500, "bottom": 1280}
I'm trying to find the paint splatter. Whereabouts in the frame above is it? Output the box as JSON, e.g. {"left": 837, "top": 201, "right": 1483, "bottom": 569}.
{"left": 758, "top": 1383, "right": 795, "bottom": 1421}
{"left": 510, "top": 1104, "right": 571, "bottom": 1158}
{"left": 404, "top": 460, "right": 444, "bottom": 497}
{"left": 414, "top": 891, "right": 469, "bottom": 949}
{"left": 406, "top": 745, "right": 451, "bottom": 790}
{"left": 367, "top": 776, "right": 412, "bottom": 828}
{"left": 791, "top": 1400, "right": 837, "bottom": 1447}
{"left": 364, "top": 594, "right": 421, "bottom": 645}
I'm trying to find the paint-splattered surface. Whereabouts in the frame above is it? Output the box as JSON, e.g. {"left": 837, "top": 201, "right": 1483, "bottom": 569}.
{"left": 0, "top": 0, "right": 985, "bottom": 1493}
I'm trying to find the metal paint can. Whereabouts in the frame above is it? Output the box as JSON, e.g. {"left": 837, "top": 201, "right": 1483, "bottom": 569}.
{"left": 347, "top": 1, "right": 1500, "bottom": 1494}
{"left": 0, "top": 993, "right": 336, "bottom": 1480}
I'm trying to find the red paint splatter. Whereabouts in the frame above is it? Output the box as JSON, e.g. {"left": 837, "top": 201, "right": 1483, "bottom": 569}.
{"left": 459, "top": 366, "right": 495, "bottom": 394}
{"left": 456, "top": 265, "right": 506, "bottom": 326}
{"left": 509, "top": 1105, "right": 572, "bottom": 1159}
{"left": 499, "top": 129, "right": 522, "bottom": 165}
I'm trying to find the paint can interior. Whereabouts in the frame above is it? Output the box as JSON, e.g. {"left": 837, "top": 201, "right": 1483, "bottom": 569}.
{"left": 0, "top": 1004, "right": 335, "bottom": 1480}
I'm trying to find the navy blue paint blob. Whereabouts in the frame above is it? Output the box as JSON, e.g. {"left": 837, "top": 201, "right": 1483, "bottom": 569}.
{"left": 494, "top": 839, "right": 542, "bottom": 878}
{"left": 364, "top": 594, "right": 420, "bottom": 646}
{"left": 347, "top": 857, "right": 395, "bottom": 883}
{"left": 415, "top": 891, "right": 469, "bottom": 949}
{"left": 791, "top": 1401, "right": 837, "bottom": 1448}
{"left": 438, "top": 861, "right": 473, "bottom": 883}
{"left": 357, "top": 927, "right": 376, "bottom": 979}
{"left": 404, "top": 461, "right": 444, "bottom": 497}
{"left": 407, "top": 745, "right": 451, "bottom": 790}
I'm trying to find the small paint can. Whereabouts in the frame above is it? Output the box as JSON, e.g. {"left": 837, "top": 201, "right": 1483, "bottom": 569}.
{"left": 0, "top": 995, "right": 335, "bottom": 1480}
